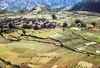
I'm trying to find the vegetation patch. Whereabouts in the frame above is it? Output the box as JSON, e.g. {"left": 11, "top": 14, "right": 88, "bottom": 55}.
{"left": 95, "top": 38, "right": 100, "bottom": 42}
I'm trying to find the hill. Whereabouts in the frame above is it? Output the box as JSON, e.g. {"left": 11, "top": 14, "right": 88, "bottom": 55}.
{"left": 70, "top": 1, "right": 100, "bottom": 13}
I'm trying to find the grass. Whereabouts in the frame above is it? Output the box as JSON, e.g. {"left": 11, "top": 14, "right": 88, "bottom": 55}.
{"left": 95, "top": 38, "right": 100, "bottom": 42}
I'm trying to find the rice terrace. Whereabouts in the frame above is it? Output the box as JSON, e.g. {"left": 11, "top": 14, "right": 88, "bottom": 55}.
{"left": 0, "top": 0, "right": 100, "bottom": 68}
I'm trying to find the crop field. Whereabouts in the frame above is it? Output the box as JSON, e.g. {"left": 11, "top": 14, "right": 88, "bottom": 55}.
{"left": 0, "top": 12, "right": 100, "bottom": 68}
{"left": 0, "top": 28, "right": 99, "bottom": 68}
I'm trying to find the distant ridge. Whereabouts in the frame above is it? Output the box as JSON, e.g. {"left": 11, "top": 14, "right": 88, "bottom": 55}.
{"left": 0, "top": 0, "right": 82, "bottom": 11}
{"left": 70, "top": 1, "right": 100, "bottom": 13}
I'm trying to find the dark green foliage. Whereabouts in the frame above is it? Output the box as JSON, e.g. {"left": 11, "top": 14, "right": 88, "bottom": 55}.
{"left": 62, "top": 22, "right": 68, "bottom": 27}
{"left": 75, "top": 19, "right": 82, "bottom": 24}
{"left": 9, "top": 22, "right": 15, "bottom": 30}
{"left": 80, "top": 22, "right": 87, "bottom": 28}
{"left": 52, "top": 14, "right": 57, "bottom": 20}
{"left": 74, "top": 19, "right": 86, "bottom": 28}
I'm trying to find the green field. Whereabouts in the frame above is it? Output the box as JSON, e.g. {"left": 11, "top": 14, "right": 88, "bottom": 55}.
{"left": 95, "top": 38, "right": 100, "bottom": 42}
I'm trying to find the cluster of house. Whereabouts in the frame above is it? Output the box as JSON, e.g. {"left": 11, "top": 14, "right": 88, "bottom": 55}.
{"left": 0, "top": 16, "right": 98, "bottom": 32}
{"left": 0, "top": 17, "right": 68, "bottom": 32}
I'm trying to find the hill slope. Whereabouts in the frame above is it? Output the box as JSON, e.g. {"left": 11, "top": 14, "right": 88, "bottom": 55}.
{"left": 70, "top": 1, "right": 100, "bottom": 13}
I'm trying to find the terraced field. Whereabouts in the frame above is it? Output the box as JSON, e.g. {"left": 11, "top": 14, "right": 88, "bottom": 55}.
{"left": 0, "top": 28, "right": 100, "bottom": 68}
{"left": 0, "top": 12, "right": 100, "bottom": 68}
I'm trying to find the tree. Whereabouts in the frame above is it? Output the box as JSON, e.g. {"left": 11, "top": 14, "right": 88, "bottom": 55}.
{"left": 52, "top": 14, "right": 57, "bottom": 20}
{"left": 62, "top": 22, "right": 68, "bottom": 27}
{"left": 75, "top": 19, "right": 81, "bottom": 24}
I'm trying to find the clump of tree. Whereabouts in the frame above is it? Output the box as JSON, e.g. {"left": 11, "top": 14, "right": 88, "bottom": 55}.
{"left": 71, "top": 19, "right": 87, "bottom": 28}
{"left": 9, "top": 21, "right": 16, "bottom": 30}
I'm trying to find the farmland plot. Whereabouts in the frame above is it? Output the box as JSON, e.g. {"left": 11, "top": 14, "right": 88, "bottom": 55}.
{"left": 0, "top": 13, "right": 100, "bottom": 67}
